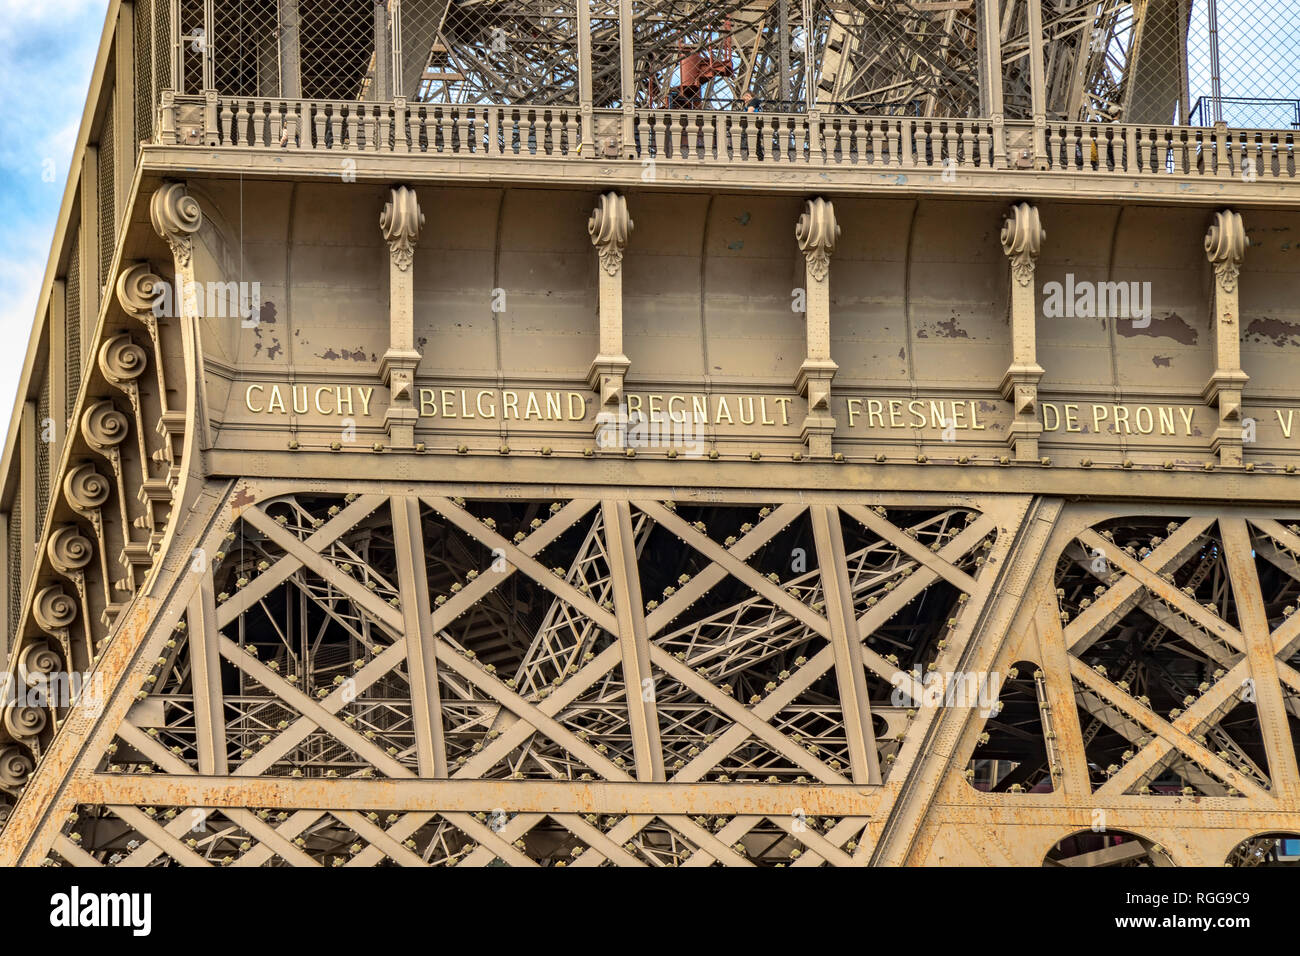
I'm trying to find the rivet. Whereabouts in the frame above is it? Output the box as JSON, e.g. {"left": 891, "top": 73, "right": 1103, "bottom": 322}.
{"left": 1080, "top": 458, "right": 1093, "bottom": 468}
{"left": 708, "top": 450, "right": 720, "bottom": 460}
{"left": 457, "top": 444, "right": 469, "bottom": 455}
{"left": 415, "top": 442, "right": 426, "bottom": 453}
{"left": 288, "top": 439, "right": 299, "bottom": 450}
{"left": 750, "top": 451, "right": 761, "bottom": 461}
{"left": 499, "top": 444, "right": 511, "bottom": 455}
{"left": 541, "top": 446, "right": 552, "bottom": 456}
{"left": 330, "top": 441, "right": 341, "bottom": 452}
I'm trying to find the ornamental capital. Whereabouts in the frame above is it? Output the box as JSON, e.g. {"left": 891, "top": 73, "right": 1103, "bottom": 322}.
{"left": 589, "top": 192, "right": 633, "bottom": 276}
{"left": 1000, "top": 202, "right": 1045, "bottom": 287}
{"left": 1204, "top": 209, "right": 1249, "bottom": 293}
{"left": 380, "top": 186, "right": 425, "bottom": 272}
{"left": 795, "top": 197, "right": 840, "bottom": 282}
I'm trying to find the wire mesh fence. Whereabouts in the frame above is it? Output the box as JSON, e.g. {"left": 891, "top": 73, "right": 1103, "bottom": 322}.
{"left": 157, "top": 0, "right": 1298, "bottom": 128}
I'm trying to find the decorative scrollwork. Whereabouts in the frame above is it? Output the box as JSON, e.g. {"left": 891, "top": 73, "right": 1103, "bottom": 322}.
{"left": 589, "top": 192, "right": 633, "bottom": 276}
{"left": 0, "top": 747, "right": 33, "bottom": 788}
{"left": 17, "top": 642, "right": 61, "bottom": 689}
{"left": 98, "top": 334, "right": 148, "bottom": 387}
{"left": 3, "top": 705, "right": 47, "bottom": 741}
{"left": 1205, "top": 209, "right": 1249, "bottom": 294}
{"left": 1000, "top": 202, "right": 1045, "bottom": 287}
{"left": 115, "top": 262, "right": 163, "bottom": 321}
{"left": 64, "top": 464, "right": 111, "bottom": 513}
{"left": 47, "top": 525, "right": 93, "bottom": 576}
{"left": 380, "top": 186, "right": 425, "bottom": 272}
{"left": 795, "top": 197, "right": 839, "bottom": 283}
{"left": 32, "top": 586, "right": 76, "bottom": 633}
{"left": 150, "top": 182, "right": 202, "bottom": 267}
{"left": 81, "top": 401, "right": 129, "bottom": 453}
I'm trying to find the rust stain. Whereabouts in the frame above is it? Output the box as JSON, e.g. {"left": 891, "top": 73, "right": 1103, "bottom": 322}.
{"left": 1245, "top": 317, "right": 1300, "bottom": 347}
{"left": 231, "top": 487, "right": 256, "bottom": 509}
{"left": 1116, "top": 312, "right": 1198, "bottom": 345}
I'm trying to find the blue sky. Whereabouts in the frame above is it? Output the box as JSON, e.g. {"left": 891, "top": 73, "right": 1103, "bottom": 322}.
{"left": 0, "top": 0, "right": 108, "bottom": 431}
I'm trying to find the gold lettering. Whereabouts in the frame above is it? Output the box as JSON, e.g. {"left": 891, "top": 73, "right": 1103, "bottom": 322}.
{"left": 716, "top": 396, "right": 734, "bottom": 425}
{"left": 267, "top": 385, "right": 285, "bottom": 414}
{"left": 420, "top": 388, "right": 437, "bottom": 417}
{"left": 1042, "top": 403, "right": 1060, "bottom": 431}
{"left": 969, "top": 400, "right": 985, "bottom": 430}
{"left": 1092, "top": 404, "right": 1109, "bottom": 432}
{"left": 773, "top": 397, "right": 792, "bottom": 426}
{"left": 648, "top": 395, "right": 664, "bottom": 421}
{"left": 668, "top": 395, "right": 687, "bottom": 423}
{"left": 461, "top": 390, "right": 474, "bottom": 419}
{"left": 442, "top": 389, "right": 457, "bottom": 419}
{"left": 245, "top": 384, "right": 265, "bottom": 413}
{"left": 739, "top": 396, "right": 756, "bottom": 425}
{"left": 867, "top": 399, "right": 884, "bottom": 429}
{"left": 1113, "top": 405, "right": 1131, "bottom": 434}
{"left": 908, "top": 400, "right": 926, "bottom": 428}
{"left": 335, "top": 387, "right": 353, "bottom": 416}
{"left": 952, "top": 401, "right": 965, "bottom": 430}
{"left": 1158, "top": 407, "right": 1175, "bottom": 435}
{"left": 760, "top": 398, "right": 775, "bottom": 426}
{"left": 693, "top": 396, "right": 708, "bottom": 424}
{"left": 1277, "top": 408, "right": 1295, "bottom": 440}
{"left": 503, "top": 391, "right": 519, "bottom": 419}
{"left": 546, "top": 392, "right": 562, "bottom": 420}
{"left": 626, "top": 394, "right": 642, "bottom": 421}
{"left": 1064, "top": 403, "right": 1081, "bottom": 432}
{"left": 292, "top": 385, "right": 309, "bottom": 415}
{"left": 524, "top": 392, "right": 542, "bottom": 420}
{"left": 1178, "top": 406, "right": 1194, "bottom": 435}
{"left": 846, "top": 398, "right": 863, "bottom": 427}
{"left": 1135, "top": 405, "right": 1154, "bottom": 434}
{"left": 567, "top": 392, "right": 586, "bottom": 421}
{"left": 314, "top": 386, "right": 334, "bottom": 415}
{"left": 357, "top": 387, "right": 373, "bottom": 417}
{"left": 477, "top": 390, "right": 497, "bottom": 418}
{"left": 888, "top": 400, "right": 903, "bottom": 428}
{"left": 929, "top": 400, "right": 946, "bottom": 429}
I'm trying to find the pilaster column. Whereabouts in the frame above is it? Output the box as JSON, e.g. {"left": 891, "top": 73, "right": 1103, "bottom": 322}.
{"left": 999, "top": 202, "right": 1046, "bottom": 461}
{"left": 1203, "top": 209, "right": 1250, "bottom": 467}
{"left": 587, "top": 192, "right": 633, "bottom": 440}
{"left": 379, "top": 186, "right": 425, "bottom": 447}
{"left": 795, "top": 198, "right": 840, "bottom": 458}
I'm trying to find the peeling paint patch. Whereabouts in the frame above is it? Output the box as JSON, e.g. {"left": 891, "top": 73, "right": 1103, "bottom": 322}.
{"left": 231, "top": 487, "right": 256, "bottom": 509}
{"left": 1116, "top": 312, "right": 1198, "bottom": 345}
{"left": 735, "top": 212, "right": 751, "bottom": 226}
{"left": 259, "top": 301, "right": 278, "bottom": 324}
{"left": 897, "top": 347, "right": 905, "bottom": 361}
{"left": 930, "top": 316, "right": 970, "bottom": 339}
{"left": 727, "top": 240, "right": 744, "bottom": 251}
{"left": 317, "top": 346, "right": 369, "bottom": 361}
{"left": 1152, "top": 354, "right": 1172, "bottom": 367}
{"left": 266, "top": 339, "right": 283, "bottom": 360}
{"left": 978, "top": 401, "right": 999, "bottom": 413}
{"left": 1245, "top": 317, "right": 1300, "bottom": 347}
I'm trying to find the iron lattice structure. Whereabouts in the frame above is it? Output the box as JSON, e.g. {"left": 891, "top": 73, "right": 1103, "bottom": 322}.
{"left": 162, "top": 0, "right": 1299, "bottom": 125}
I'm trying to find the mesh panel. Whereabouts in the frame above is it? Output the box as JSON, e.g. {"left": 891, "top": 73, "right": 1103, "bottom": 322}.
{"left": 407, "top": 0, "right": 580, "bottom": 105}
{"left": 631, "top": 0, "right": 812, "bottom": 111}
{"left": 36, "top": 383, "right": 50, "bottom": 543}
{"left": 213, "top": 0, "right": 281, "bottom": 96}
{"left": 181, "top": 0, "right": 206, "bottom": 93}
{"left": 1186, "top": 0, "right": 1300, "bottom": 128}
{"left": 6, "top": 500, "right": 19, "bottom": 642}
{"left": 67, "top": 236, "right": 82, "bottom": 424}
{"left": 135, "top": 0, "right": 155, "bottom": 147}
{"left": 155, "top": 0, "right": 174, "bottom": 92}
{"left": 813, "top": 0, "right": 979, "bottom": 116}
{"left": 99, "top": 105, "right": 116, "bottom": 288}
{"left": 299, "top": 0, "right": 379, "bottom": 101}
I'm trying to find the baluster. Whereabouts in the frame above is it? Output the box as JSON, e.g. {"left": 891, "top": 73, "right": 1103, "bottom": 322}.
{"left": 344, "top": 104, "right": 357, "bottom": 150}
{"left": 959, "top": 121, "right": 974, "bottom": 169}
{"left": 884, "top": 121, "right": 899, "bottom": 166}
{"left": 268, "top": 100, "right": 283, "bottom": 149}
{"left": 869, "top": 120, "right": 883, "bottom": 166}
{"left": 702, "top": 112, "right": 715, "bottom": 160}
{"left": 437, "top": 106, "right": 452, "bottom": 154}
{"left": 249, "top": 99, "right": 264, "bottom": 147}
{"left": 487, "top": 106, "right": 499, "bottom": 156}
{"left": 726, "top": 113, "right": 740, "bottom": 160}
{"left": 234, "top": 99, "right": 248, "bottom": 146}
{"left": 850, "top": 118, "right": 864, "bottom": 166}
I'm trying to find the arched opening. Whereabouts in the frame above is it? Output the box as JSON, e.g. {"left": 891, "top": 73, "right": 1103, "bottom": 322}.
{"left": 1044, "top": 829, "right": 1173, "bottom": 866}
{"left": 1225, "top": 832, "right": 1300, "bottom": 866}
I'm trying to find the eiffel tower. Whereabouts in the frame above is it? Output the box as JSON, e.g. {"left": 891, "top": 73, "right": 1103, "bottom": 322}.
{"left": 1, "top": 0, "right": 1298, "bottom": 868}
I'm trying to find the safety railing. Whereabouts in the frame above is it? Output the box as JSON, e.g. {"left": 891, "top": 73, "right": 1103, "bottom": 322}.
{"left": 161, "top": 95, "right": 1298, "bottom": 182}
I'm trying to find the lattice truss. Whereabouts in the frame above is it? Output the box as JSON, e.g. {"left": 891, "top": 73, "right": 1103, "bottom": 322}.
{"left": 184, "top": 0, "right": 1296, "bottom": 124}
{"left": 27, "top": 488, "right": 1012, "bottom": 866}
{"left": 1050, "top": 515, "right": 1300, "bottom": 801}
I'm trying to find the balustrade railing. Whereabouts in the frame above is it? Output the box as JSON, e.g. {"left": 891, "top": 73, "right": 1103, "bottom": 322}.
{"left": 163, "top": 95, "right": 1297, "bottom": 182}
